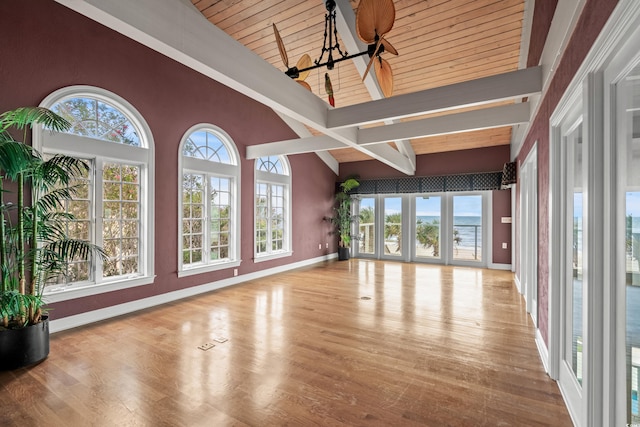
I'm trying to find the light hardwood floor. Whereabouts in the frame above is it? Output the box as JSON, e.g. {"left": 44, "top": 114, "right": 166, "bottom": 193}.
{"left": 0, "top": 260, "right": 571, "bottom": 426}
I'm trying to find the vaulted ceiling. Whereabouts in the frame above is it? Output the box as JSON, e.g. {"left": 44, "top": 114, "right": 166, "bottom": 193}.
{"left": 191, "top": 0, "right": 532, "bottom": 163}
{"left": 55, "top": 0, "right": 540, "bottom": 175}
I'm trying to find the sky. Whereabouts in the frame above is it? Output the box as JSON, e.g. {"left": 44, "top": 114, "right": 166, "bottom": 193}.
{"left": 628, "top": 192, "right": 640, "bottom": 218}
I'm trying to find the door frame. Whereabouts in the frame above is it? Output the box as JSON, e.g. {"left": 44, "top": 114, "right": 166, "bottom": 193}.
{"left": 520, "top": 143, "right": 538, "bottom": 324}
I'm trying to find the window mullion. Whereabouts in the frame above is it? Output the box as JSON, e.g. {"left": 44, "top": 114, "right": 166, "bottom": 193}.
{"left": 94, "top": 158, "right": 104, "bottom": 283}
{"left": 267, "top": 184, "right": 273, "bottom": 252}
{"left": 203, "top": 174, "right": 210, "bottom": 261}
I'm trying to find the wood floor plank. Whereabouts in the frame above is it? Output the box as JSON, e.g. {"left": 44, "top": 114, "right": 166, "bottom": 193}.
{"left": 0, "top": 260, "right": 570, "bottom": 426}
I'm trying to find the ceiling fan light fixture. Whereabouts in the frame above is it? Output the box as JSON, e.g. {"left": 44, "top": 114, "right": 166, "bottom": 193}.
{"left": 273, "top": 0, "right": 398, "bottom": 97}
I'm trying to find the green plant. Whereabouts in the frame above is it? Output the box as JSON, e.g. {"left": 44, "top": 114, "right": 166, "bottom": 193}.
{"left": 384, "top": 212, "right": 402, "bottom": 253}
{"left": 326, "top": 177, "right": 360, "bottom": 248}
{"left": 0, "top": 107, "right": 105, "bottom": 329}
{"left": 416, "top": 218, "right": 440, "bottom": 256}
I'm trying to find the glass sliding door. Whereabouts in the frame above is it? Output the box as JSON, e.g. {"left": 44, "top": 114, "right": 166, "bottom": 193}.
{"left": 383, "top": 197, "right": 402, "bottom": 257}
{"left": 415, "top": 195, "right": 441, "bottom": 260}
{"left": 357, "top": 197, "right": 376, "bottom": 256}
{"left": 452, "top": 195, "right": 482, "bottom": 262}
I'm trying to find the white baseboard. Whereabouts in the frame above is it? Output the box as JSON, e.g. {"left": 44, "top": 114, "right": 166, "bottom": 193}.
{"left": 535, "top": 327, "right": 550, "bottom": 374}
{"left": 514, "top": 274, "right": 522, "bottom": 293}
{"left": 488, "top": 262, "right": 512, "bottom": 271}
{"left": 50, "top": 253, "right": 337, "bottom": 333}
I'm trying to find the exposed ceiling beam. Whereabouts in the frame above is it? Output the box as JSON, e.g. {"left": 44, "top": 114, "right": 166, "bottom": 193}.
{"left": 53, "top": 0, "right": 540, "bottom": 177}
{"left": 53, "top": 0, "right": 416, "bottom": 175}
{"left": 247, "top": 134, "right": 345, "bottom": 159}
{"left": 333, "top": 0, "right": 416, "bottom": 169}
{"left": 358, "top": 103, "right": 530, "bottom": 144}
{"left": 274, "top": 112, "right": 339, "bottom": 175}
{"left": 327, "top": 66, "right": 542, "bottom": 128}
{"left": 247, "top": 103, "right": 530, "bottom": 158}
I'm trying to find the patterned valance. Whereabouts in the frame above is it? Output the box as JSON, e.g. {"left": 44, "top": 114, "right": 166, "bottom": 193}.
{"left": 501, "top": 162, "right": 517, "bottom": 188}
{"left": 349, "top": 171, "right": 504, "bottom": 195}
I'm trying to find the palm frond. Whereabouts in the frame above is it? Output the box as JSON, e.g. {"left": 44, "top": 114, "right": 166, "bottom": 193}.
{"left": 35, "top": 239, "right": 106, "bottom": 290}
{"left": 0, "top": 140, "right": 37, "bottom": 179}
{"left": 35, "top": 188, "right": 75, "bottom": 213}
{"left": 0, "top": 106, "right": 71, "bottom": 133}
{"left": 34, "top": 155, "right": 88, "bottom": 189}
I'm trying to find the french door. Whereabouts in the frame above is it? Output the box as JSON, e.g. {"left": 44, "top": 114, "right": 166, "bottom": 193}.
{"left": 552, "top": 91, "right": 585, "bottom": 423}
{"left": 613, "top": 57, "right": 640, "bottom": 426}
{"left": 520, "top": 145, "right": 538, "bottom": 323}
{"left": 354, "top": 192, "right": 488, "bottom": 267}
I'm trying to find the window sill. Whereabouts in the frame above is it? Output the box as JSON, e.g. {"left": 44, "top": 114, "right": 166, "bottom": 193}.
{"left": 43, "top": 274, "right": 156, "bottom": 303}
{"left": 178, "top": 259, "right": 242, "bottom": 278}
{"left": 253, "top": 251, "right": 293, "bottom": 263}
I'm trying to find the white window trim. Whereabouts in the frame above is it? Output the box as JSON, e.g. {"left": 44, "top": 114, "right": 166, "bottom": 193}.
{"left": 34, "top": 85, "right": 155, "bottom": 302}
{"left": 545, "top": 2, "right": 640, "bottom": 425}
{"left": 254, "top": 157, "right": 293, "bottom": 262}
{"left": 177, "top": 124, "right": 241, "bottom": 277}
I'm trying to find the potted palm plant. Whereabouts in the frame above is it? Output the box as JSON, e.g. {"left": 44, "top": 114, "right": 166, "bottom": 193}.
{"left": 326, "top": 177, "right": 360, "bottom": 260}
{"left": 0, "top": 107, "right": 104, "bottom": 370}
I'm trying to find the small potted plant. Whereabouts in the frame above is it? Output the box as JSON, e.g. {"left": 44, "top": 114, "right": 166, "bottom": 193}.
{"left": 326, "top": 177, "right": 360, "bottom": 260}
{"left": 0, "top": 107, "right": 105, "bottom": 370}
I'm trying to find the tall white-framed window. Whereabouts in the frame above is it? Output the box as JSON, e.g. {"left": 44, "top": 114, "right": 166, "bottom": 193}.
{"left": 254, "top": 155, "right": 292, "bottom": 262}
{"left": 34, "top": 85, "right": 155, "bottom": 301}
{"left": 178, "top": 124, "right": 241, "bottom": 277}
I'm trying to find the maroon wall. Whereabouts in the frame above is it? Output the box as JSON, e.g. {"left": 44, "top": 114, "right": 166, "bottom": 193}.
{"left": 0, "top": 0, "right": 336, "bottom": 319}
{"left": 340, "top": 145, "right": 512, "bottom": 265}
{"left": 492, "top": 189, "right": 512, "bottom": 265}
{"left": 515, "top": 0, "right": 619, "bottom": 345}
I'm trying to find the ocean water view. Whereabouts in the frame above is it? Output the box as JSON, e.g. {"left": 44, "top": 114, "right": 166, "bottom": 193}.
{"left": 417, "top": 216, "right": 482, "bottom": 249}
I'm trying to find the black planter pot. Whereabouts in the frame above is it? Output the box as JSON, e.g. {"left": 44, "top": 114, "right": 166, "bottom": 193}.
{"left": 0, "top": 316, "right": 50, "bottom": 371}
{"left": 338, "top": 247, "right": 350, "bottom": 261}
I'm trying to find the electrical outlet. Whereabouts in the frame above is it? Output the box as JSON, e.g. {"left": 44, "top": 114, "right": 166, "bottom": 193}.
{"left": 502, "top": 243, "right": 508, "bottom": 249}
{"left": 326, "top": 242, "right": 328, "bottom": 248}
{"left": 319, "top": 243, "right": 322, "bottom": 250}
{"left": 233, "top": 268, "right": 238, "bottom": 276}
{"left": 198, "top": 342, "right": 215, "bottom": 351}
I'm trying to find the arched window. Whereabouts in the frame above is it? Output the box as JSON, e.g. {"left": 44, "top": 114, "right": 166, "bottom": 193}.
{"left": 255, "top": 155, "right": 292, "bottom": 261}
{"left": 179, "top": 124, "right": 241, "bottom": 276}
{"left": 34, "top": 86, "right": 155, "bottom": 301}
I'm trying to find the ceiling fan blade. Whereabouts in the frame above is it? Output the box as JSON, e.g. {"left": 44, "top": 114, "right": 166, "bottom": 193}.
{"left": 381, "top": 37, "right": 398, "bottom": 56}
{"left": 295, "top": 54, "right": 312, "bottom": 81}
{"left": 362, "top": 39, "right": 383, "bottom": 81}
{"left": 297, "top": 80, "right": 312, "bottom": 92}
{"left": 356, "top": 0, "right": 396, "bottom": 43}
{"left": 374, "top": 57, "right": 394, "bottom": 97}
{"left": 272, "top": 23, "right": 289, "bottom": 68}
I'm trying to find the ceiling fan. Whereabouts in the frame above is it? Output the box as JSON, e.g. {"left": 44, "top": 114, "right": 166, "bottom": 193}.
{"left": 356, "top": 0, "right": 398, "bottom": 98}
{"left": 272, "top": 23, "right": 313, "bottom": 91}
{"left": 272, "top": 0, "right": 399, "bottom": 102}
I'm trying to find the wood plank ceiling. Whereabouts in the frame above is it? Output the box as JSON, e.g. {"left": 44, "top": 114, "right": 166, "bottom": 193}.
{"left": 191, "top": 0, "right": 525, "bottom": 164}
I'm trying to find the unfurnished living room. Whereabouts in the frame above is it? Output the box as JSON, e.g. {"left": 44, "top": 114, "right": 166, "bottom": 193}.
{"left": 0, "top": 0, "right": 638, "bottom": 425}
